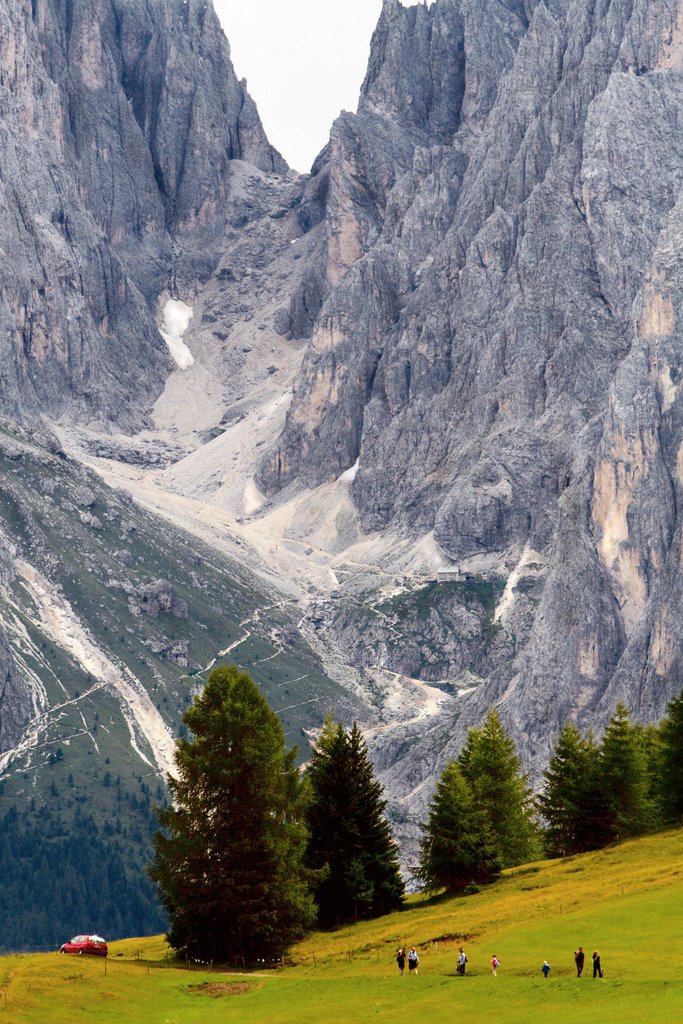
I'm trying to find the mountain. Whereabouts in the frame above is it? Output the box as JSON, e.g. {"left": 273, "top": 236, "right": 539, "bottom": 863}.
{"left": 0, "top": 0, "right": 283, "bottom": 428}
{"left": 258, "top": 0, "right": 683, "bottom": 774}
{"left": 1, "top": 0, "right": 683, "bottom": 943}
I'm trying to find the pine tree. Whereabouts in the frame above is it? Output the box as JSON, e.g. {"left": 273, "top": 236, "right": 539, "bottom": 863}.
{"left": 660, "top": 689, "right": 683, "bottom": 822}
{"left": 149, "top": 665, "right": 315, "bottom": 963}
{"left": 539, "top": 724, "right": 607, "bottom": 856}
{"left": 305, "top": 720, "right": 404, "bottom": 926}
{"left": 416, "top": 760, "right": 500, "bottom": 893}
{"left": 599, "top": 703, "right": 652, "bottom": 841}
{"left": 458, "top": 709, "right": 539, "bottom": 866}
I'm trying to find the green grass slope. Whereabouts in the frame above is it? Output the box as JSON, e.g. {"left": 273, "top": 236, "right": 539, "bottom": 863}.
{"left": 2, "top": 829, "right": 682, "bottom": 1023}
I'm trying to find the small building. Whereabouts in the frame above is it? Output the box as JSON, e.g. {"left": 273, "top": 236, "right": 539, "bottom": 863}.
{"left": 436, "top": 567, "right": 462, "bottom": 582}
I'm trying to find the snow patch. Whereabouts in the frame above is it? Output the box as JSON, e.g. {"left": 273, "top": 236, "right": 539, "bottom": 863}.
{"left": 160, "top": 299, "right": 194, "bottom": 369}
{"left": 243, "top": 477, "right": 267, "bottom": 516}
{"left": 339, "top": 458, "right": 359, "bottom": 483}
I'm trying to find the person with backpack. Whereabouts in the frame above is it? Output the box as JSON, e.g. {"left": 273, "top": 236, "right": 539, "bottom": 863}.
{"left": 457, "top": 946, "right": 467, "bottom": 976}
{"left": 491, "top": 954, "right": 500, "bottom": 976}
{"left": 542, "top": 960, "right": 551, "bottom": 978}
{"left": 408, "top": 947, "right": 419, "bottom": 975}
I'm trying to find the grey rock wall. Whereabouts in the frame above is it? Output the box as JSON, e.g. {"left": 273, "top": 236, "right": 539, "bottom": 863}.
{"left": 262, "top": 0, "right": 683, "bottom": 770}
{"left": 0, "top": 0, "right": 285, "bottom": 428}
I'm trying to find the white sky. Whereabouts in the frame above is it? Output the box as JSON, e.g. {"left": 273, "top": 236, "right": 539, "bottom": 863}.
{"left": 213, "top": 1, "right": 422, "bottom": 173}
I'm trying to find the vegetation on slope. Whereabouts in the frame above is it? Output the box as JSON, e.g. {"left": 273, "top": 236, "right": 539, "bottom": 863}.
{"left": 1, "top": 829, "right": 682, "bottom": 1024}
{"left": 0, "top": 422, "right": 362, "bottom": 950}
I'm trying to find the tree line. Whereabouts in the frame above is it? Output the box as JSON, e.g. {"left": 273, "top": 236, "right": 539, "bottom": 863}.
{"left": 418, "top": 694, "right": 683, "bottom": 893}
{"left": 0, "top": 805, "right": 165, "bottom": 952}
{"left": 540, "top": 696, "right": 683, "bottom": 856}
{"left": 150, "top": 665, "right": 683, "bottom": 963}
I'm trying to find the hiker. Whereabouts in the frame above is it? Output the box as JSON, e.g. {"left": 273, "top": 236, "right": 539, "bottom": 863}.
{"left": 574, "top": 947, "right": 585, "bottom": 977}
{"left": 457, "top": 946, "right": 467, "bottom": 976}
{"left": 396, "top": 947, "right": 406, "bottom": 975}
{"left": 491, "top": 954, "right": 500, "bottom": 977}
{"left": 542, "top": 960, "right": 551, "bottom": 978}
{"left": 592, "top": 949, "right": 603, "bottom": 978}
{"left": 408, "top": 947, "right": 419, "bottom": 975}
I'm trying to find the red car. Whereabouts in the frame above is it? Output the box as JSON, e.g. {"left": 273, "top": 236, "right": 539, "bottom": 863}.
{"left": 59, "top": 934, "right": 108, "bottom": 957}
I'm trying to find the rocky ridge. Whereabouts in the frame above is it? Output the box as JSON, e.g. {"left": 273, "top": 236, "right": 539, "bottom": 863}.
{"left": 0, "top": 0, "right": 284, "bottom": 428}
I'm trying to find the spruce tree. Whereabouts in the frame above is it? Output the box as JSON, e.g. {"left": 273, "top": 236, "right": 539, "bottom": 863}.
{"left": 539, "top": 724, "right": 607, "bottom": 855}
{"left": 599, "top": 703, "right": 652, "bottom": 841}
{"left": 458, "top": 709, "right": 539, "bottom": 866}
{"left": 635, "top": 721, "right": 664, "bottom": 830}
{"left": 305, "top": 720, "right": 404, "bottom": 926}
{"left": 660, "top": 689, "right": 683, "bottom": 822}
{"left": 149, "top": 665, "right": 315, "bottom": 963}
{"left": 416, "top": 760, "right": 500, "bottom": 893}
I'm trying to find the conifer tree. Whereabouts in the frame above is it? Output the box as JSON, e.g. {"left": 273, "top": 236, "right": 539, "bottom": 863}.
{"left": 599, "top": 703, "right": 652, "bottom": 841}
{"left": 305, "top": 720, "right": 404, "bottom": 926}
{"left": 416, "top": 760, "right": 500, "bottom": 893}
{"left": 539, "top": 724, "right": 607, "bottom": 856}
{"left": 458, "top": 709, "right": 539, "bottom": 866}
{"left": 635, "top": 721, "right": 664, "bottom": 829}
{"left": 149, "top": 665, "right": 315, "bottom": 963}
{"left": 660, "top": 689, "right": 683, "bottom": 822}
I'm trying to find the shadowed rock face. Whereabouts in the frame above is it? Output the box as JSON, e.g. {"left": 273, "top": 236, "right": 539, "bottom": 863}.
{"left": 0, "top": 0, "right": 285, "bottom": 428}
{"left": 261, "top": 0, "right": 683, "bottom": 769}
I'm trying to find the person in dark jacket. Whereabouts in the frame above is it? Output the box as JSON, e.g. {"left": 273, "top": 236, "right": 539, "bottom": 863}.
{"left": 592, "top": 949, "right": 603, "bottom": 978}
{"left": 574, "top": 947, "right": 585, "bottom": 976}
{"left": 396, "top": 947, "right": 406, "bottom": 975}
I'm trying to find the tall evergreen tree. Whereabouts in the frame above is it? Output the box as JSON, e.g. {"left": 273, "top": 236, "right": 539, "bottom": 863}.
{"left": 149, "top": 665, "right": 315, "bottom": 963}
{"left": 416, "top": 760, "right": 500, "bottom": 893}
{"left": 305, "top": 720, "right": 404, "bottom": 926}
{"left": 458, "top": 709, "right": 539, "bottom": 866}
{"left": 660, "top": 689, "right": 683, "bottom": 822}
{"left": 635, "top": 721, "right": 664, "bottom": 830}
{"left": 599, "top": 703, "right": 652, "bottom": 841}
{"left": 539, "top": 724, "right": 608, "bottom": 856}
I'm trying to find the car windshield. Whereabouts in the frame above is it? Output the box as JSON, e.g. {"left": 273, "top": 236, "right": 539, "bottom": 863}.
{"left": 71, "top": 936, "right": 87, "bottom": 943}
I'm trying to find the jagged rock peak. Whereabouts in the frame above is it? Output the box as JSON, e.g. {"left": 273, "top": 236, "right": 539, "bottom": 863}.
{"left": 0, "top": 0, "right": 287, "bottom": 428}
{"left": 261, "top": 0, "right": 683, "bottom": 769}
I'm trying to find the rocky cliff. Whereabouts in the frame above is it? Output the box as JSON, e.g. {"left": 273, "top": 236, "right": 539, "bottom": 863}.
{"left": 0, "top": 0, "right": 284, "bottom": 429}
{"left": 259, "top": 0, "right": 683, "bottom": 781}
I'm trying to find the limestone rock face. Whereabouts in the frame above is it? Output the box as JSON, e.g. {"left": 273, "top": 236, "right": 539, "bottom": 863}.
{"left": 129, "top": 580, "right": 188, "bottom": 620}
{"left": 0, "top": 0, "right": 285, "bottom": 428}
{"left": 262, "top": 0, "right": 683, "bottom": 773}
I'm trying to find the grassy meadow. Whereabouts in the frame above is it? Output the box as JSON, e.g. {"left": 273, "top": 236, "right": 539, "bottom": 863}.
{"left": 2, "top": 828, "right": 682, "bottom": 1023}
